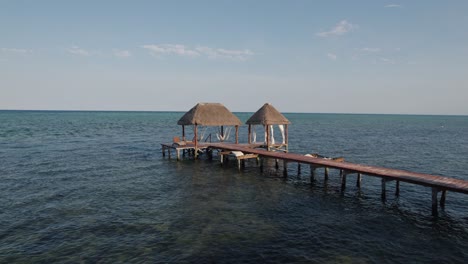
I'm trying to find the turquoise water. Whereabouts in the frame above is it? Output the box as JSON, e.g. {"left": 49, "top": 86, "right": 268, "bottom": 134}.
{"left": 0, "top": 110, "right": 467, "bottom": 263}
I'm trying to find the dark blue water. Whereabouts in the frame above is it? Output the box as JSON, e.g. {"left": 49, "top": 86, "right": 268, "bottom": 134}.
{"left": 1, "top": 110, "right": 467, "bottom": 263}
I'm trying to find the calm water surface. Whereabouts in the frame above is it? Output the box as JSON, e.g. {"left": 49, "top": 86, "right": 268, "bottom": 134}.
{"left": 0, "top": 111, "right": 467, "bottom": 263}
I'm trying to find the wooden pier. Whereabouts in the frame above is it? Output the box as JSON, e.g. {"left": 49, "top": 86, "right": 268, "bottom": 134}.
{"left": 161, "top": 142, "right": 468, "bottom": 216}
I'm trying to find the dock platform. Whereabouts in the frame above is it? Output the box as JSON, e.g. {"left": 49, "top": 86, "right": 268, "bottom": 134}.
{"left": 162, "top": 142, "right": 468, "bottom": 216}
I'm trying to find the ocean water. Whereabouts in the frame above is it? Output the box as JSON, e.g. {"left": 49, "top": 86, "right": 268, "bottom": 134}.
{"left": 0, "top": 110, "right": 467, "bottom": 263}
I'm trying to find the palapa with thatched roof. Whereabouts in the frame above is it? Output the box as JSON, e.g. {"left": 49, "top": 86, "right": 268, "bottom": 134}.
{"left": 177, "top": 103, "right": 242, "bottom": 152}
{"left": 246, "top": 103, "right": 290, "bottom": 151}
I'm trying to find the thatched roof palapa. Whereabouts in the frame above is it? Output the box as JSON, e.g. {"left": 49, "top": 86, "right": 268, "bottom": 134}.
{"left": 246, "top": 103, "right": 290, "bottom": 125}
{"left": 177, "top": 103, "right": 242, "bottom": 126}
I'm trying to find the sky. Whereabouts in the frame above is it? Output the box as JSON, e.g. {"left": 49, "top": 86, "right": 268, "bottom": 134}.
{"left": 1, "top": 0, "right": 468, "bottom": 114}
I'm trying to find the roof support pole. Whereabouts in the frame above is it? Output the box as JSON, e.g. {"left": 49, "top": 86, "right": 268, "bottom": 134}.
{"left": 194, "top": 125, "right": 198, "bottom": 158}
{"left": 235, "top": 125, "right": 239, "bottom": 144}
{"left": 248, "top": 125, "right": 251, "bottom": 144}
{"left": 266, "top": 125, "right": 270, "bottom": 151}
{"left": 285, "top": 124, "right": 289, "bottom": 152}
{"left": 182, "top": 125, "right": 185, "bottom": 141}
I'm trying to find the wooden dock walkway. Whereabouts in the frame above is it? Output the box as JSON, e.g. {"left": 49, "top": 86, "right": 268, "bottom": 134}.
{"left": 161, "top": 142, "right": 468, "bottom": 216}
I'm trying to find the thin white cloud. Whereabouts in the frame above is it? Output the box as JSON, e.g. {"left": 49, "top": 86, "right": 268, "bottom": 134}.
{"left": 1, "top": 48, "right": 33, "bottom": 54}
{"left": 67, "top": 46, "right": 90, "bottom": 56}
{"left": 380, "top": 57, "right": 395, "bottom": 64}
{"left": 327, "top": 53, "right": 337, "bottom": 60}
{"left": 142, "top": 44, "right": 254, "bottom": 61}
{"left": 385, "top": 4, "right": 402, "bottom": 8}
{"left": 196, "top": 46, "right": 254, "bottom": 61}
{"left": 361, "top": 47, "right": 381, "bottom": 53}
{"left": 113, "top": 49, "right": 131, "bottom": 58}
{"left": 316, "top": 20, "right": 357, "bottom": 37}
{"left": 141, "top": 44, "right": 199, "bottom": 57}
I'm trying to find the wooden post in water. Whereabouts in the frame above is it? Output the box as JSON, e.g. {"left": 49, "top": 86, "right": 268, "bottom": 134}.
{"left": 297, "top": 163, "right": 301, "bottom": 175}
{"left": 260, "top": 157, "right": 264, "bottom": 173}
{"left": 283, "top": 160, "right": 288, "bottom": 177}
{"left": 395, "top": 180, "right": 400, "bottom": 196}
{"left": 341, "top": 173, "right": 347, "bottom": 192}
{"left": 310, "top": 166, "right": 316, "bottom": 182}
{"left": 356, "top": 173, "right": 362, "bottom": 188}
{"left": 432, "top": 187, "right": 439, "bottom": 216}
{"left": 324, "top": 167, "right": 329, "bottom": 181}
{"left": 440, "top": 190, "right": 447, "bottom": 208}
{"left": 381, "top": 178, "right": 387, "bottom": 201}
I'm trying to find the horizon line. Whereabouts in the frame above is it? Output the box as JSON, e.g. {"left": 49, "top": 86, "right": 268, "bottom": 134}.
{"left": 1, "top": 108, "right": 467, "bottom": 117}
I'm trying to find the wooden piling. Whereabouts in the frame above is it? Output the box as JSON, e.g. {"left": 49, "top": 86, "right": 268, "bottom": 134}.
{"left": 440, "top": 190, "right": 447, "bottom": 208}
{"left": 432, "top": 188, "right": 438, "bottom": 216}
{"left": 356, "top": 173, "right": 362, "bottom": 188}
{"left": 310, "top": 166, "right": 316, "bottom": 182}
{"left": 381, "top": 178, "right": 387, "bottom": 201}
{"left": 341, "top": 173, "right": 347, "bottom": 192}
{"left": 283, "top": 160, "right": 288, "bottom": 177}
{"left": 395, "top": 180, "right": 400, "bottom": 196}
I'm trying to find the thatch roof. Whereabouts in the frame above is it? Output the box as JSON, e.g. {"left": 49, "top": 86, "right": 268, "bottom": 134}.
{"left": 246, "top": 103, "right": 290, "bottom": 125}
{"left": 177, "top": 103, "right": 242, "bottom": 126}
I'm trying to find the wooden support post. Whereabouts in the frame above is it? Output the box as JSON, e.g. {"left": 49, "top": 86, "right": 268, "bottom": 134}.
{"left": 432, "top": 188, "right": 439, "bottom": 216}
{"left": 207, "top": 149, "right": 213, "bottom": 160}
{"left": 440, "top": 190, "right": 447, "bottom": 208}
{"left": 248, "top": 125, "right": 251, "bottom": 144}
{"left": 167, "top": 148, "right": 171, "bottom": 159}
{"left": 235, "top": 125, "right": 239, "bottom": 144}
{"left": 283, "top": 160, "right": 288, "bottom": 177}
{"left": 324, "top": 167, "right": 329, "bottom": 181}
{"left": 395, "top": 180, "right": 400, "bottom": 196}
{"left": 162, "top": 146, "right": 166, "bottom": 157}
{"left": 176, "top": 149, "right": 180, "bottom": 161}
{"left": 341, "top": 173, "right": 347, "bottom": 192}
{"left": 356, "top": 173, "right": 361, "bottom": 188}
{"left": 266, "top": 125, "right": 270, "bottom": 151}
{"left": 182, "top": 125, "right": 185, "bottom": 141}
{"left": 381, "top": 178, "right": 387, "bottom": 201}
{"left": 297, "top": 163, "right": 301, "bottom": 175}
{"left": 285, "top": 124, "right": 289, "bottom": 152}
{"left": 237, "top": 159, "right": 241, "bottom": 171}
{"left": 310, "top": 166, "right": 316, "bottom": 182}
{"left": 260, "top": 157, "right": 264, "bottom": 172}
{"left": 275, "top": 159, "right": 279, "bottom": 170}
{"left": 194, "top": 125, "right": 198, "bottom": 159}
